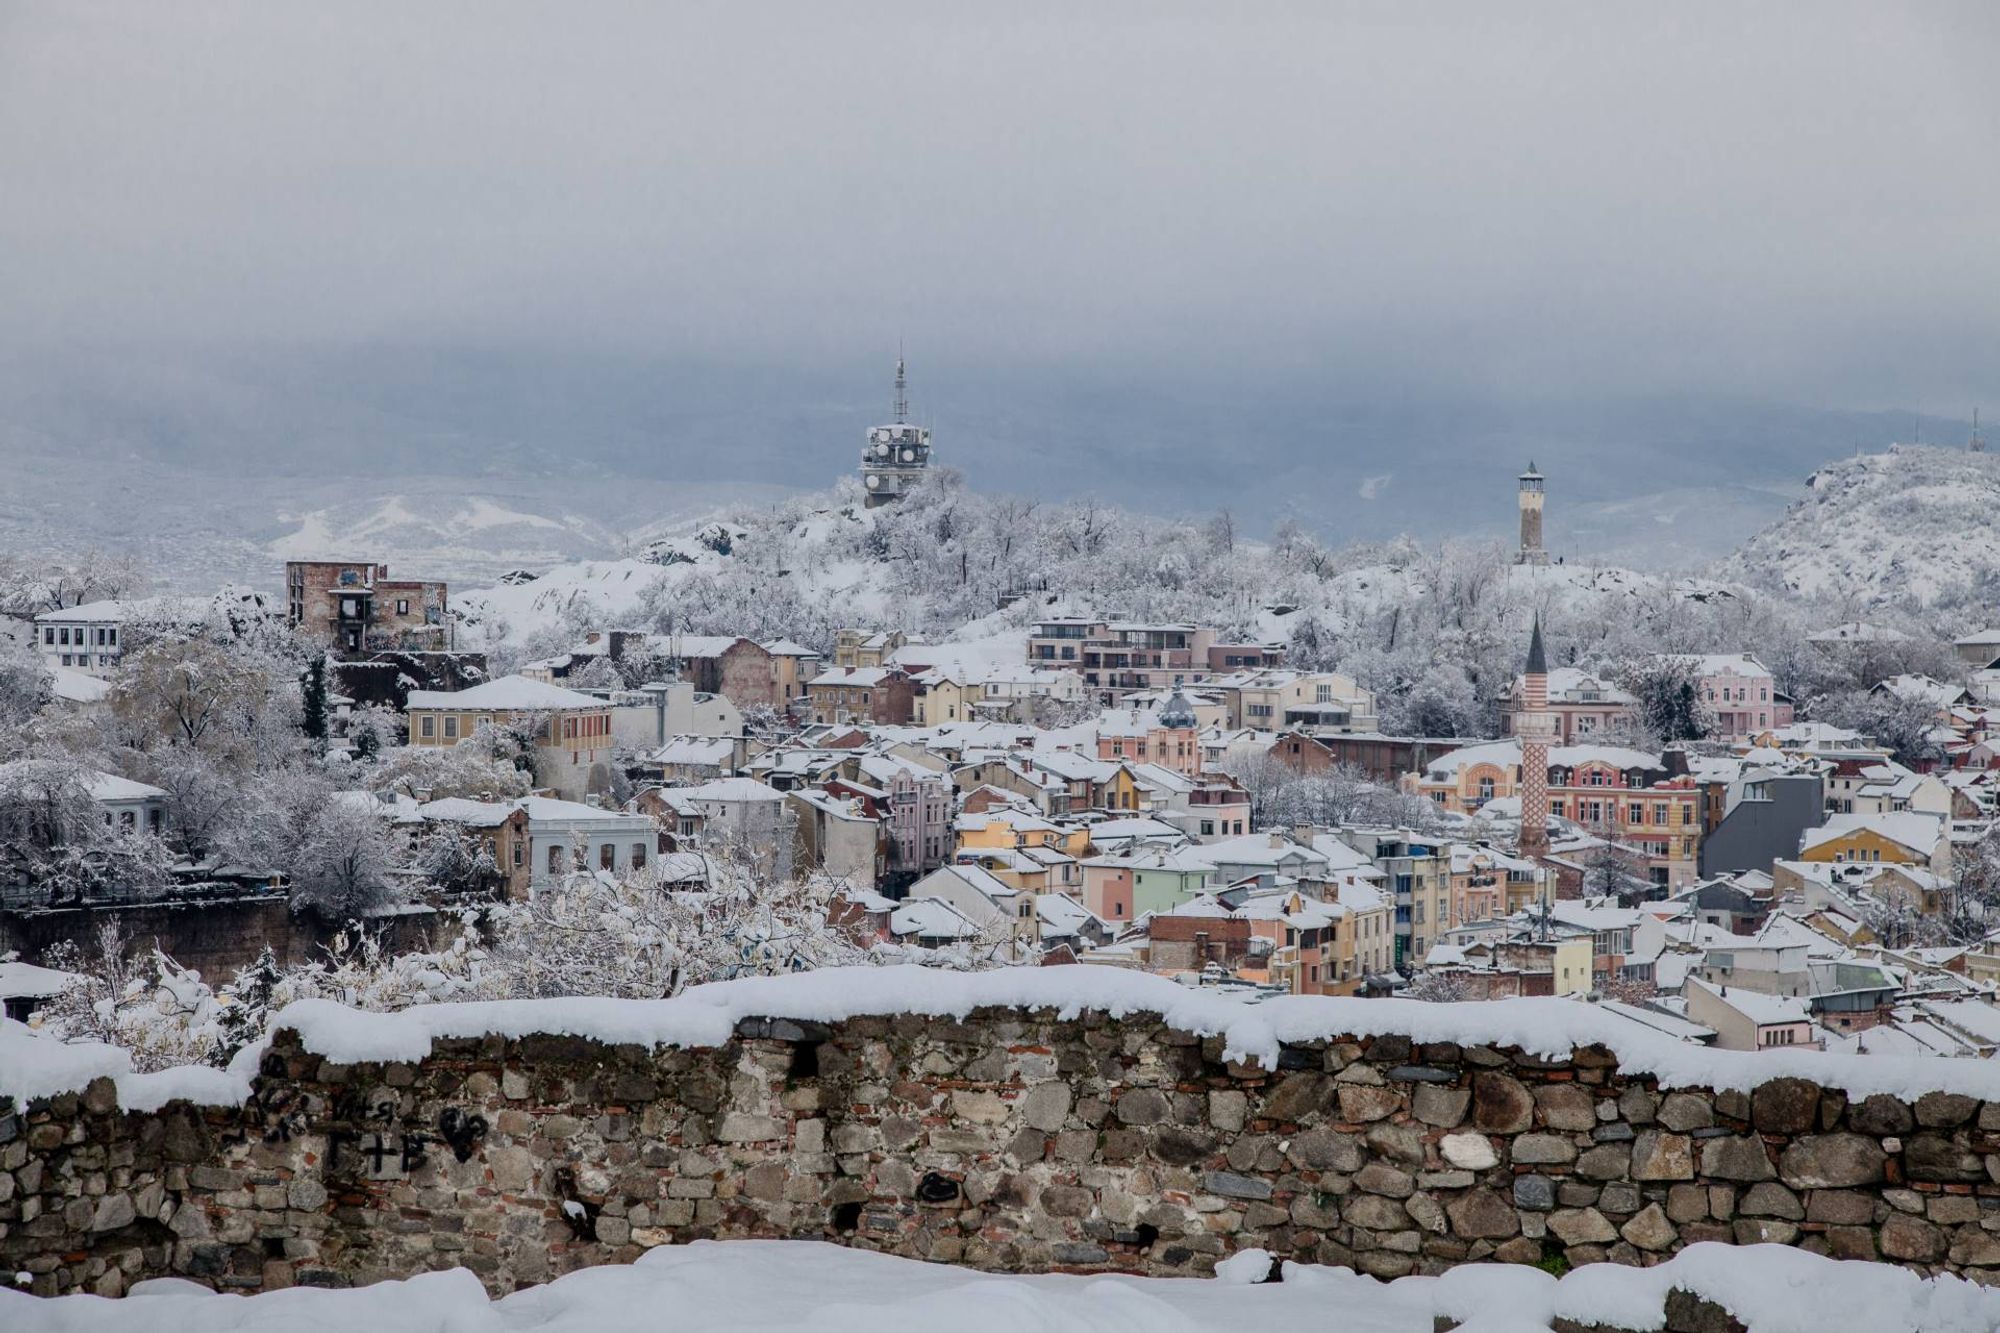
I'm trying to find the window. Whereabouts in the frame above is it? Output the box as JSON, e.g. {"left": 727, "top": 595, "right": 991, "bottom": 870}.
{"left": 444, "top": 716, "right": 459, "bottom": 739}
{"left": 631, "top": 844, "right": 647, "bottom": 868}
{"left": 42, "top": 628, "right": 53, "bottom": 645}
{"left": 548, "top": 846, "right": 567, "bottom": 873}
{"left": 421, "top": 716, "right": 436, "bottom": 738}
{"left": 600, "top": 844, "right": 615, "bottom": 870}
{"left": 397, "top": 599, "right": 411, "bottom": 615}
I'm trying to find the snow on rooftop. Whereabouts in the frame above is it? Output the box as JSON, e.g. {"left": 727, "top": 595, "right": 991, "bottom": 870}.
{"left": 406, "top": 674, "right": 606, "bottom": 712}
{"left": 86, "top": 771, "right": 167, "bottom": 802}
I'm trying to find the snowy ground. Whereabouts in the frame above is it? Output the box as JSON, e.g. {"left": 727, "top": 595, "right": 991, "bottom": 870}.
{"left": 4, "top": 1240, "right": 1424, "bottom": 1333}
{"left": 9, "top": 1239, "right": 2000, "bottom": 1333}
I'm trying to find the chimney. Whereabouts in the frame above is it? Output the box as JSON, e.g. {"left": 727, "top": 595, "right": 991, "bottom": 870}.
{"left": 1269, "top": 831, "right": 1286, "bottom": 850}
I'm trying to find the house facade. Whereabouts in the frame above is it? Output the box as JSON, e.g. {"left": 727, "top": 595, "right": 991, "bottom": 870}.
{"left": 285, "top": 561, "right": 451, "bottom": 653}
{"left": 404, "top": 675, "right": 614, "bottom": 801}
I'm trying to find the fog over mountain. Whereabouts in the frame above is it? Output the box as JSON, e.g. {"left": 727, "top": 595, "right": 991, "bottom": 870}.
{"left": 2, "top": 4, "right": 1996, "bottom": 581}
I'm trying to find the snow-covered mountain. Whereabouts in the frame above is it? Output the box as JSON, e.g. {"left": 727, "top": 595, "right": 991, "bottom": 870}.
{"left": 1717, "top": 445, "right": 2000, "bottom": 609}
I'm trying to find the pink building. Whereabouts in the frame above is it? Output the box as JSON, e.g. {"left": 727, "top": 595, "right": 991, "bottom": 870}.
{"left": 1685, "top": 654, "right": 1792, "bottom": 740}
{"left": 1095, "top": 690, "right": 1203, "bottom": 777}
{"left": 1079, "top": 858, "right": 1134, "bottom": 923}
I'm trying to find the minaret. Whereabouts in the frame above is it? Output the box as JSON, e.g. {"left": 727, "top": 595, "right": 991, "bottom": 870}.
{"left": 860, "top": 357, "right": 933, "bottom": 508}
{"left": 1516, "top": 614, "right": 1553, "bottom": 860}
{"left": 1517, "top": 462, "right": 1548, "bottom": 565}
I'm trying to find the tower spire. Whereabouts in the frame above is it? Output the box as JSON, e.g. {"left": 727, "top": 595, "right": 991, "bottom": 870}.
{"left": 893, "top": 350, "right": 908, "bottom": 425}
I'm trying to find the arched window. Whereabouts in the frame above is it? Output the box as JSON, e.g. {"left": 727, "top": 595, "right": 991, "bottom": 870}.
{"left": 631, "top": 843, "right": 648, "bottom": 869}
{"left": 599, "top": 843, "right": 616, "bottom": 870}
{"left": 548, "top": 845, "right": 567, "bottom": 874}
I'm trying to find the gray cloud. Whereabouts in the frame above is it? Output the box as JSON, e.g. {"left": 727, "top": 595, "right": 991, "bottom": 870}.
{"left": 2, "top": 2, "right": 1996, "bottom": 406}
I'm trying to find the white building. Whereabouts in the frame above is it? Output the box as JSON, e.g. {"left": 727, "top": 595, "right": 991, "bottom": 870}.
{"left": 35, "top": 602, "right": 129, "bottom": 677}
{"left": 519, "top": 795, "right": 659, "bottom": 886}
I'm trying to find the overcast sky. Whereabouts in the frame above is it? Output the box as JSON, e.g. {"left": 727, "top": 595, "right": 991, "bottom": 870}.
{"left": 3, "top": 2, "right": 1996, "bottom": 410}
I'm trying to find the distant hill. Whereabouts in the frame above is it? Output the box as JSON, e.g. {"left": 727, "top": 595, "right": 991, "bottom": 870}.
{"left": 1716, "top": 445, "right": 2000, "bottom": 610}
{"left": 2, "top": 341, "right": 1972, "bottom": 584}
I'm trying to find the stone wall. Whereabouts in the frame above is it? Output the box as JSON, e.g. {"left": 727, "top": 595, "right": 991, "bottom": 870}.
{"left": 7, "top": 1003, "right": 2000, "bottom": 1298}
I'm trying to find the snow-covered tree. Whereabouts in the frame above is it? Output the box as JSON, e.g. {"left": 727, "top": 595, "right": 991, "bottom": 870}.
{"left": 0, "top": 756, "right": 173, "bottom": 902}
{"left": 363, "top": 740, "right": 532, "bottom": 802}
{"left": 1613, "top": 657, "right": 1715, "bottom": 744}
{"left": 413, "top": 822, "right": 503, "bottom": 898}
{"left": 1404, "top": 970, "right": 1472, "bottom": 1002}
{"left": 40, "top": 923, "right": 223, "bottom": 1073}
{"left": 484, "top": 848, "right": 870, "bottom": 1000}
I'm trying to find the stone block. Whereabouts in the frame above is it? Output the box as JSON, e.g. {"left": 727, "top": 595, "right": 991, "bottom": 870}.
{"left": 1444, "top": 1190, "right": 1519, "bottom": 1240}
{"left": 1914, "top": 1091, "right": 1980, "bottom": 1129}
{"left": 1697, "top": 1136, "right": 1774, "bottom": 1182}
{"left": 1750, "top": 1078, "right": 1820, "bottom": 1135}
{"left": 1511, "top": 1134, "right": 1578, "bottom": 1166}
{"left": 1439, "top": 1133, "right": 1499, "bottom": 1170}
{"left": 1546, "top": 1207, "right": 1617, "bottom": 1246}
{"left": 1655, "top": 1093, "right": 1713, "bottom": 1132}
{"left": 1470, "top": 1073, "right": 1534, "bottom": 1134}
{"left": 1778, "top": 1135, "right": 1885, "bottom": 1190}
{"left": 1412, "top": 1084, "right": 1471, "bottom": 1129}
{"left": 1631, "top": 1131, "right": 1695, "bottom": 1181}
{"left": 1619, "top": 1203, "right": 1676, "bottom": 1252}
{"left": 1847, "top": 1094, "right": 1914, "bottom": 1136}
{"left": 1337, "top": 1085, "right": 1402, "bottom": 1124}
{"left": 1534, "top": 1085, "right": 1598, "bottom": 1132}
{"left": 1203, "top": 1172, "right": 1273, "bottom": 1202}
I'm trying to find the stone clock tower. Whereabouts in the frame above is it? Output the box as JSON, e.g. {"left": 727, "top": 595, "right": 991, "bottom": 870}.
{"left": 1517, "top": 462, "right": 1548, "bottom": 565}
{"left": 861, "top": 359, "right": 932, "bottom": 508}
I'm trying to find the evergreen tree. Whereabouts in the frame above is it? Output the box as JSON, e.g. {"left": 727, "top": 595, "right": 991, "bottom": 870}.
{"left": 300, "top": 654, "right": 330, "bottom": 745}
{"left": 218, "top": 946, "right": 282, "bottom": 1061}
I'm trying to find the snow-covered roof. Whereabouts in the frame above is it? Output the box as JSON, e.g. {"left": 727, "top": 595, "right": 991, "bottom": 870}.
{"left": 680, "top": 777, "right": 786, "bottom": 804}
{"left": 49, "top": 665, "right": 110, "bottom": 704}
{"left": 808, "top": 666, "right": 898, "bottom": 687}
{"left": 416, "top": 797, "right": 519, "bottom": 827}
{"left": 86, "top": 772, "right": 166, "bottom": 803}
{"left": 1687, "top": 976, "right": 1810, "bottom": 1027}
{"left": 518, "top": 795, "right": 655, "bottom": 824}
{"left": 1799, "top": 811, "right": 1944, "bottom": 858}
{"left": 888, "top": 897, "right": 984, "bottom": 940}
{"left": 1423, "top": 738, "right": 1665, "bottom": 779}
{"left": 0, "top": 959, "right": 77, "bottom": 1000}
{"left": 648, "top": 737, "right": 737, "bottom": 765}
{"left": 407, "top": 675, "right": 606, "bottom": 712}
{"left": 33, "top": 599, "right": 135, "bottom": 624}
{"left": 1036, "top": 892, "right": 1105, "bottom": 937}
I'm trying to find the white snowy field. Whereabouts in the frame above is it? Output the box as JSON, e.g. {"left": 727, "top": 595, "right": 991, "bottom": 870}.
{"left": 3, "top": 1240, "right": 1425, "bottom": 1333}
{"left": 8, "top": 1240, "right": 2000, "bottom": 1333}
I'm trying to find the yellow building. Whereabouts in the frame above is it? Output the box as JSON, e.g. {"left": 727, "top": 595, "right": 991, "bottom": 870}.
{"left": 1797, "top": 812, "right": 1950, "bottom": 877}
{"left": 404, "top": 675, "right": 613, "bottom": 802}
{"left": 915, "top": 673, "right": 973, "bottom": 726}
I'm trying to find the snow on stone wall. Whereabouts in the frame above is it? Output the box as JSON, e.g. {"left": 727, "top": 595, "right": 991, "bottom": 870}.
{"left": 7, "top": 968, "right": 2000, "bottom": 1299}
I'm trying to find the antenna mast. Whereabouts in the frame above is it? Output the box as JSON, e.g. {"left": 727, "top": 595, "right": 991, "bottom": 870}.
{"left": 893, "top": 347, "right": 909, "bottom": 425}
